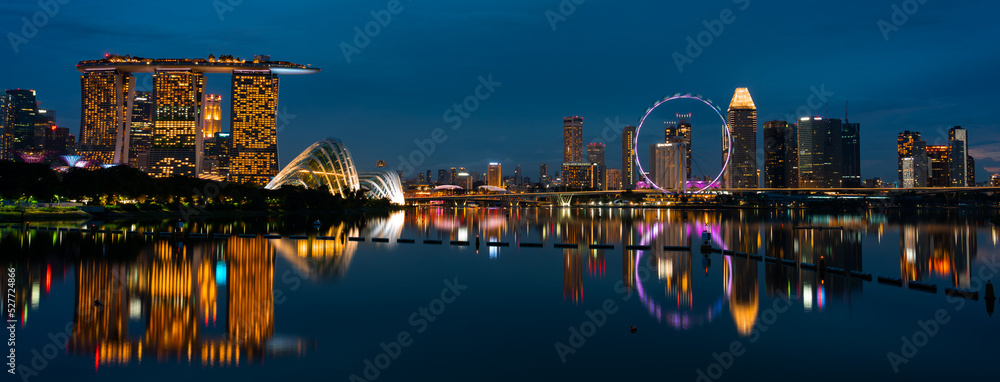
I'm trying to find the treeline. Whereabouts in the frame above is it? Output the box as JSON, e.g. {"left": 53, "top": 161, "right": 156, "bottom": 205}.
{"left": 0, "top": 161, "right": 394, "bottom": 211}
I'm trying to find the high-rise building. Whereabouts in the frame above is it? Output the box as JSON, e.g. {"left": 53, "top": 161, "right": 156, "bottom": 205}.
{"left": 968, "top": 156, "right": 975, "bottom": 186}
{"left": 561, "top": 162, "right": 597, "bottom": 189}
{"left": 676, "top": 113, "right": 693, "bottom": 179}
{"left": 540, "top": 163, "right": 548, "bottom": 183}
{"left": 230, "top": 70, "right": 279, "bottom": 186}
{"left": 437, "top": 169, "right": 449, "bottom": 185}
{"left": 762, "top": 120, "right": 797, "bottom": 188}
{"left": 0, "top": 96, "right": 6, "bottom": 159}
{"left": 456, "top": 172, "right": 473, "bottom": 190}
{"left": 214, "top": 132, "right": 232, "bottom": 179}
{"left": 797, "top": 117, "right": 843, "bottom": 188}
{"left": 4, "top": 89, "right": 38, "bottom": 159}
{"left": 664, "top": 121, "right": 677, "bottom": 141}
{"left": 650, "top": 140, "right": 686, "bottom": 191}
{"left": 487, "top": 163, "right": 502, "bottom": 188}
{"left": 43, "top": 126, "right": 70, "bottom": 155}
{"left": 202, "top": 94, "right": 222, "bottom": 138}
{"left": 514, "top": 164, "right": 522, "bottom": 186}
{"left": 948, "top": 126, "right": 968, "bottom": 187}
{"left": 128, "top": 91, "right": 154, "bottom": 170}
{"left": 897, "top": 131, "right": 926, "bottom": 187}
{"left": 926, "top": 145, "right": 950, "bottom": 187}
{"left": 841, "top": 120, "right": 861, "bottom": 187}
{"left": 426, "top": 169, "right": 431, "bottom": 183}
{"left": 450, "top": 167, "right": 458, "bottom": 185}
{"left": 606, "top": 168, "right": 622, "bottom": 190}
{"left": 79, "top": 70, "right": 133, "bottom": 166}
{"left": 563, "top": 116, "right": 583, "bottom": 163}
{"left": 587, "top": 142, "right": 606, "bottom": 190}
{"left": 149, "top": 69, "right": 205, "bottom": 178}
{"left": 34, "top": 109, "right": 56, "bottom": 151}
{"left": 725, "top": 88, "right": 758, "bottom": 188}
{"left": 622, "top": 125, "right": 637, "bottom": 190}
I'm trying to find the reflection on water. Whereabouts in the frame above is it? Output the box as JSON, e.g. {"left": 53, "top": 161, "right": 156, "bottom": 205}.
{"left": 3, "top": 207, "right": 994, "bottom": 374}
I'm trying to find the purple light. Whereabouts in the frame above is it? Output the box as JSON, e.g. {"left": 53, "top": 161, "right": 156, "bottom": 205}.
{"left": 633, "top": 94, "right": 731, "bottom": 194}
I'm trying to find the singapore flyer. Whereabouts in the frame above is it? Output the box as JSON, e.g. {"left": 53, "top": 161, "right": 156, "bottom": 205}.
{"left": 633, "top": 93, "right": 732, "bottom": 194}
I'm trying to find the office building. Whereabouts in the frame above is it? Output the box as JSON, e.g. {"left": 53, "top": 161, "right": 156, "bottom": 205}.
{"left": 606, "top": 168, "right": 622, "bottom": 190}
{"left": 487, "top": 163, "right": 502, "bottom": 188}
{"left": 437, "top": 169, "right": 449, "bottom": 185}
{"left": 842, "top": 120, "right": 861, "bottom": 187}
{"left": 514, "top": 164, "right": 522, "bottom": 186}
{"left": 725, "top": 88, "right": 758, "bottom": 188}
{"left": 762, "top": 120, "right": 797, "bottom": 188}
{"left": 540, "top": 163, "right": 548, "bottom": 183}
{"left": 650, "top": 140, "right": 686, "bottom": 191}
{"left": 203, "top": 94, "right": 222, "bottom": 138}
{"left": 128, "top": 91, "right": 154, "bottom": 169}
{"left": 563, "top": 116, "right": 583, "bottom": 163}
{"left": 34, "top": 109, "right": 56, "bottom": 151}
{"left": 926, "top": 145, "right": 950, "bottom": 187}
{"left": 797, "top": 117, "right": 843, "bottom": 188}
{"left": 949, "top": 126, "right": 968, "bottom": 187}
{"left": 0, "top": 96, "right": 6, "bottom": 159}
{"left": 561, "top": 162, "right": 597, "bottom": 189}
{"left": 676, "top": 113, "right": 693, "bottom": 178}
{"left": 456, "top": 172, "right": 473, "bottom": 190}
{"left": 4, "top": 89, "right": 38, "bottom": 160}
{"left": 897, "top": 131, "right": 927, "bottom": 187}
{"left": 622, "top": 125, "right": 637, "bottom": 189}
{"left": 587, "top": 142, "right": 606, "bottom": 190}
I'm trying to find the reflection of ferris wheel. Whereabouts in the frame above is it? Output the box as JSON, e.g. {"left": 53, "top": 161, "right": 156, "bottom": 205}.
{"left": 634, "top": 93, "right": 731, "bottom": 194}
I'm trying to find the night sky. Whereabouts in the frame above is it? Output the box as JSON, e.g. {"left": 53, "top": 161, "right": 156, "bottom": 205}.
{"left": 2, "top": 0, "right": 997, "bottom": 183}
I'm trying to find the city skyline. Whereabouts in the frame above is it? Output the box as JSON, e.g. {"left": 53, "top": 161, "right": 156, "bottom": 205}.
{"left": 1, "top": 1, "right": 997, "bottom": 184}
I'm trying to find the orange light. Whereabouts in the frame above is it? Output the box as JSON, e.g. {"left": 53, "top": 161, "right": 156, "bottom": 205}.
{"left": 50, "top": 125, "right": 57, "bottom": 131}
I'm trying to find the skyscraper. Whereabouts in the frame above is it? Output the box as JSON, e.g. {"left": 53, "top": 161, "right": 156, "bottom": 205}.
{"left": 563, "top": 116, "right": 583, "bottom": 163}
{"left": 676, "top": 113, "right": 693, "bottom": 179}
{"left": 230, "top": 70, "right": 279, "bottom": 186}
{"left": 487, "top": 163, "right": 502, "bottom": 188}
{"left": 34, "top": 109, "right": 56, "bottom": 151}
{"left": 437, "top": 169, "right": 449, "bottom": 185}
{"left": 897, "top": 131, "right": 926, "bottom": 187}
{"left": 841, "top": 120, "right": 861, "bottom": 187}
{"left": 926, "top": 145, "right": 950, "bottom": 187}
{"left": 0, "top": 96, "right": 7, "bottom": 160}
{"left": 651, "top": 140, "right": 687, "bottom": 191}
{"left": 664, "top": 121, "right": 677, "bottom": 141}
{"left": 762, "top": 120, "right": 797, "bottom": 188}
{"left": 587, "top": 142, "right": 606, "bottom": 190}
{"left": 606, "top": 168, "right": 622, "bottom": 190}
{"left": 149, "top": 69, "right": 204, "bottom": 178}
{"left": 79, "top": 70, "right": 133, "bottom": 165}
{"left": 540, "top": 163, "right": 547, "bottom": 182}
{"left": 622, "top": 125, "right": 637, "bottom": 190}
{"left": 514, "top": 164, "right": 522, "bottom": 186}
{"left": 4, "top": 89, "right": 38, "bottom": 159}
{"left": 968, "top": 156, "right": 976, "bottom": 186}
{"left": 797, "top": 117, "right": 843, "bottom": 188}
{"left": 948, "top": 126, "right": 968, "bottom": 187}
{"left": 725, "top": 88, "right": 758, "bottom": 188}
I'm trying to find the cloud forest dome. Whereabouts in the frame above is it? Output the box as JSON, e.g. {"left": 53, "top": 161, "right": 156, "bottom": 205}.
{"left": 265, "top": 139, "right": 403, "bottom": 205}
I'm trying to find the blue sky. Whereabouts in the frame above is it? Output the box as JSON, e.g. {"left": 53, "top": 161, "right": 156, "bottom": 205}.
{"left": 2, "top": 0, "right": 998, "bottom": 182}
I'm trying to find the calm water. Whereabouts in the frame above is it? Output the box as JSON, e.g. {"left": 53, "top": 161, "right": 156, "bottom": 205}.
{"left": 4, "top": 208, "right": 999, "bottom": 381}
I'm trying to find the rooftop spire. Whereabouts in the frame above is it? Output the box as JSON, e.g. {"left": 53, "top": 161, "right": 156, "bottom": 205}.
{"left": 728, "top": 87, "right": 756, "bottom": 110}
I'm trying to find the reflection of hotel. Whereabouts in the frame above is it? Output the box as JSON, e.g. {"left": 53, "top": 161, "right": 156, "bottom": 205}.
{"left": 67, "top": 237, "right": 307, "bottom": 367}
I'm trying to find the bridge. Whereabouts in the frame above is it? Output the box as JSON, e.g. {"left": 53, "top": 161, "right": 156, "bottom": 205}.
{"left": 405, "top": 187, "right": 1000, "bottom": 206}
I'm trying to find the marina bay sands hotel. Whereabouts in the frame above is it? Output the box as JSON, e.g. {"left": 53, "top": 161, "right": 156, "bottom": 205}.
{"left": 76, "top": 54, "right": 319, "bottom": 185}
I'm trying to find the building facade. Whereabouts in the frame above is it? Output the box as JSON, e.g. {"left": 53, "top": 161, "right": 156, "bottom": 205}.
{"left": 563, "top": 116, "right": 583, "bottom": 163}
{"left": 797, "top": 117, "right": 843, "bottom": 188}
{"left": 841, "top": 121, "right": 861, "bottom": 187}
{"left": 949, "top": 126, "right": 968, "bottom": 187}
{"left": 586, "top": 142, "right": 606, "bottom": 190}
{"left": 230, "top": 71, "right": 279, "bottom": 186}
{"left": 762, "top": 120, "right": 797, "bottom": 188}
{"left": 149, "top": 69, "right": 204, "bottom": 178}
{"left": 487, "top": 163, "right": 502, "bottom": 188}
{"left": 622, "top": 125, "right": 637, "bottom": 190}
{"left": 79, "top": 70, "right": 133, "bottom": 166}
{"left": 725, "top": 88, "right": 758, "bottom": 188}
{"left": 4, "top": 89, "right": 38, "bottom": 160}
{"left": 561, "top": 162, "right": 597, "bottom": 190}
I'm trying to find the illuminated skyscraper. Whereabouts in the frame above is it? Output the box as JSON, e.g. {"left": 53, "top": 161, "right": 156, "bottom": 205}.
{"left": 725, "top": 88, "right": 758, "bottom": 188}
{"left": 149, "top": 69, "right": 205, "bottom": 178}
{"left": 605, "top": 168, "right": 622, "bottom": 190}
{"left": 948, "top": 126, "right": 968, "bottom": 187}
{"left": 4, "top": 89, "right": 38, "bottom": 159}
{"left": 676, "top": 113, "right": 692, "bottom": 178}
{"left": 927, "top": 145, "right": 950, "bottom": 187}
{"left": 0, "top": 96, "right": 6, "bottom": 159}
{"left": 79, "top": 70, "right": 134, "bottom": 165}
{"left": 622, "top": 125, "right": 637, "bottom": 190}
{"left": 587, "top": 142, "right": 606, "bottom": 190}
{"left": 34, "top": 109, "right": 56, "bottom": 151}
{"left": 540, "top": 163, "right": 547, "bottom": 182}
{"left": 487, "top": 163, "right": 502, "bottom": 188}
{"left": 763, "top": 120, "right": 797, "bottom": 188}
{"left": 563, "top": 116, "right": 583, "bottom": 163}
{"left": 650, "top": 140, "right": 686, "bottom": 191}
{"left": 230, "top": 70, "right": 279, "bottom": 186}
{"left": 897, "top": 131, "right": 927, "bottom": 187}
{"left": 797, "top": 117, "right": 843, "bottom": 188}
{"left": 203, "top": 94, "right": 222, "bottom": 138}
